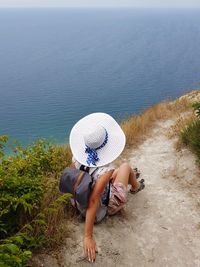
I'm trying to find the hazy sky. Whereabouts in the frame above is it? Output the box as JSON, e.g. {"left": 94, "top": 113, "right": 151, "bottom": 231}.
{"left": 0, "top": 0, "right": 200, "bottom": 8}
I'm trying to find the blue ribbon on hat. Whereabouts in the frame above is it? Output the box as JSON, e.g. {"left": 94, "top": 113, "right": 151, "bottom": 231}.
{"left": 85, "top": 129, "right": 108, "bottom": 166}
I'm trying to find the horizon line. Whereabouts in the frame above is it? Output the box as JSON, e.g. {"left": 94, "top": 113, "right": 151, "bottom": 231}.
{"left": 0, "top": 6, "right": 200, "bottom": 8}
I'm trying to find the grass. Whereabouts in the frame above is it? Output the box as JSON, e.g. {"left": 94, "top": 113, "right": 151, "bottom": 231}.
{"left": 121, "top": 90, "right": 200, "bottom": 159}
{"left": 165, "top": 91, "right": 200, "bottom": 158}
{"left": 120, "top": 95, "right": 191, "bottom": 150}
{"left": 180, "top": 119, "right": 200, "bottom": 165}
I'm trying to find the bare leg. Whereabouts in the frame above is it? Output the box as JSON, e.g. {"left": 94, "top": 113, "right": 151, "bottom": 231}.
{"left": 112, "top": 163, "right": 140, "bottom": 191}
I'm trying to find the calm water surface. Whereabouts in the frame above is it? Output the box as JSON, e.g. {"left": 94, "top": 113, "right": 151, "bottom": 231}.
{"left": 0, "top": 8, "right": 200, "bottom": 146}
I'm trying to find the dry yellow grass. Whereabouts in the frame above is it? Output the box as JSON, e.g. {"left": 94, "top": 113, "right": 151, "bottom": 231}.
{"left": 120, "top": 96, "right": 191, "bottom": 149}
{"left": 167, "top": 113, "right": 195, "bottom": 139}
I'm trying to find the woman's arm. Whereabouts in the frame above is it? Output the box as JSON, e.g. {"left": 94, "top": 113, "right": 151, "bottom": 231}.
{"left": 70, "top": 162, "right": 76, "bottom": 168}
{"left": 70, "top": 156, "right": 76, "bottom": 168}
{"left": 84, "top": 170, "right": 113, "bottom": 262}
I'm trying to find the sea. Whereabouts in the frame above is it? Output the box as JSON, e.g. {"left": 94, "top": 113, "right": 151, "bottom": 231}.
{"left": 1, "top": 8, "right": 200, "bottom": 147}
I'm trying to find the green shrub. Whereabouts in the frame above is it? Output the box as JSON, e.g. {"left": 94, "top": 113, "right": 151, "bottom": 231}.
{"left": 181, "top": 102, "right": 200, "bottom": 165}
{"left": 0, "top": 137, "right": 72, "bottom": 266}
{"left": 192, "top": 102, "right": 200, "bottom": 118}
{"left": 0, "top": 234, "right": 32, "bottom": 267}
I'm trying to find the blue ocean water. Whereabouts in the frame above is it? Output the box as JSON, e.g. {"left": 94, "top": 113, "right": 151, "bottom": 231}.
{"left": 0, "top": 8, "right": 200, "bottom": 146}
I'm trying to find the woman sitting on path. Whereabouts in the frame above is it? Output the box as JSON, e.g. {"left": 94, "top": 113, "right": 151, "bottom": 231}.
{"left": 69, "top": 112, "right": 145, "bottom": 263}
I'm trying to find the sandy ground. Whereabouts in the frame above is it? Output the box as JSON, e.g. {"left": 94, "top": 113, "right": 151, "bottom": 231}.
{"left": 32, "top": 118, "right": 200, "bottom": 267}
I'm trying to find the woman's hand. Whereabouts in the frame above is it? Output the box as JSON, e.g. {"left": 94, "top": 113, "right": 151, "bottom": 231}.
{"left": 84, "top": 236, "right": 97, "bottom": 263}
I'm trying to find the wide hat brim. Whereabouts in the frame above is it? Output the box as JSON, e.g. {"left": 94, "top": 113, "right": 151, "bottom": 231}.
{"left": 69, "top": 113, "right": 126, "bottom": 167}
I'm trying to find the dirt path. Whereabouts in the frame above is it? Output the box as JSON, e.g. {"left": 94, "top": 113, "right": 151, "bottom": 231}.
{"left": 33, "top": 118, "right": 200, "bottom": 267}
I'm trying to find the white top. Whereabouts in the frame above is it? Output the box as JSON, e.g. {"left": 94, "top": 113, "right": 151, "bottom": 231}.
{"left": 72, "top": 156, "right": 115, "bottom": 183}
{"left": 72, "top": 156, "right": 115, "bottom": 205}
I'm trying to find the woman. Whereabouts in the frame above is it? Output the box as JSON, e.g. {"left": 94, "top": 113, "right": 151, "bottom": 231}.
{"left": 69, "top": 112, "right": 145, "bottom": 263}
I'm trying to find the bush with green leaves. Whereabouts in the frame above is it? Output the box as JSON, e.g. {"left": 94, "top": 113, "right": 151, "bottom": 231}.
{"left": 181, "top": 102, "right": 200, "bottom": 165}
{"left": 192, "top": 102, "right": 200, "bottom": 119}
{"left": 0, "top": 136, "right": 72, "bottom": 266}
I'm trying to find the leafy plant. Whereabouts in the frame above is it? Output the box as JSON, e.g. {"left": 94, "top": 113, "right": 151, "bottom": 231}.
{"left": 0, "top": 137, "right": 72, "bottom": 266}
{"left": 0, "top": 234, "right": 32, "bottom": 267}
{"left": 0, "top": 136, "right": 8, "bottom": 159}
{"left": 181, "top": 102, "right": 200, "bottom": 165}
{"left": 192, "top": 102, "right": 200, "bottom": 118}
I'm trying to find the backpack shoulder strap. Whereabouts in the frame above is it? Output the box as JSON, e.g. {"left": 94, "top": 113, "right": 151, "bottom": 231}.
{"left": 79, "top": 164, "right": 90, "bottom": 173}
{"left": 73, "top": 170, "right": 85, "bottom": 210}
{"left": 79, "top": 165, "right": 98, "bottom": 178}
{"left": 73, "top": 171, "right": 85, "bottom": 193}
{"left": 90, "top": 167, "right": 99, "bottom": 176}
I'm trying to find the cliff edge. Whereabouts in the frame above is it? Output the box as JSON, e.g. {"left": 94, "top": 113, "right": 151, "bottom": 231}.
{"left": 32, "top": 90, "right": 200, "bottom": 267}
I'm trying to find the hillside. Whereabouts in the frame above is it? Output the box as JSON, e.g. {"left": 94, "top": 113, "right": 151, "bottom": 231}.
{"left": 31, "top": 90, "right": 200, "bottom": 267}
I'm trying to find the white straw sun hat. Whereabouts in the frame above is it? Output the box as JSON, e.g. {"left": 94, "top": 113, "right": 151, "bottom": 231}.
{"left": 69, "top": 113, "right": 126, "bottom": 167}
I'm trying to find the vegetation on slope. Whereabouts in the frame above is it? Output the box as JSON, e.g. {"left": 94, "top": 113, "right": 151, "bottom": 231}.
{"left": 0, "top": 90, "right": 199, "bottom": 266}
{"left": 180, "top": 103, "right": 200, "bottom": 165}
{"left": 0, "top": 138, "right": 71, "bottom": 266}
